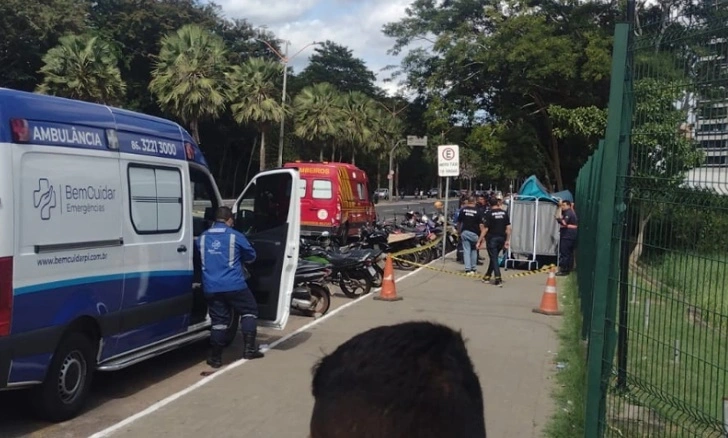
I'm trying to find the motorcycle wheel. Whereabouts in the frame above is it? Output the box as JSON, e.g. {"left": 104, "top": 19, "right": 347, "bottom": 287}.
{"left": 305, "top": 284, "right": 331, "bottom": 317}
{"left": 394, "top": 252, "right": 419, "bottom": 271}
{"left": 340, "top": 275, "right": 373, "bottom": 298}
{"left": 371, "top": 264, "right": 384, "bottom": 287}
{"left": 418, "top": 246, "right": 433, "bottom": 264}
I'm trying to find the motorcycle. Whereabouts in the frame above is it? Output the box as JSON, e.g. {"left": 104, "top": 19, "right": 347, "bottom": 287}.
{"left": 354, "top": 222, "right": 421, "bottom": 271}
{"left": 300, "top": 238, "right": 376, "bottom": 298}
{"left": 290, "top": 260, "right": 332, "bottom": 317}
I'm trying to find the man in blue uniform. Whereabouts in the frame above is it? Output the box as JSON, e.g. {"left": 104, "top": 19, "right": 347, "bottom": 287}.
{"left": 196, "top": 206, "right": 264, "bottom": 368}
{"left": 555, "top": 200, "right": 578, "bottom": 276}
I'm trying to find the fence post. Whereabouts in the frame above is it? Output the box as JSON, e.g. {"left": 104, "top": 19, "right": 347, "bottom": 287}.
{"left": 584, "top": 22, "right": 632, "bottom": 438}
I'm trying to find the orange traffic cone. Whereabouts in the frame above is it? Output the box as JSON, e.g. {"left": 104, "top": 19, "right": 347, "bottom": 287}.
{"left": 374, "top": 255, "right": 403, "bottom": 302}
{"left": 532, "top": 268, "right": 562, "bottom": 316}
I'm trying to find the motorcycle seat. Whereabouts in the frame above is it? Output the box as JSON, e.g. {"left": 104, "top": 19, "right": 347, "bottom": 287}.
{"left": 325, "top": 253, "right": 362, "bottom": 267}
{"left": 298, "top": 260, "right": 330, "bottom": 273}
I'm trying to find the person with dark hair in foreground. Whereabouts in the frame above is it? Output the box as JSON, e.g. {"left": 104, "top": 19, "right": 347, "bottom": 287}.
{"left": 310, "top": 321, "right": 487, "bottom": 438}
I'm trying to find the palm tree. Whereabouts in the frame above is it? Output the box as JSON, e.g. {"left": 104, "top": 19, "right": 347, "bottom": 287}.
{"left": 371, "top": 109, "right": 405, "bottom": 189}
{"left": 338, "top": 91, "right": 378, "bottom": 164}
{"left": 293, "top": 83, "right": 343, "bottom": 161}
{"left": 149, "top": 24, "right": 229, "bottom": 144}
{"left": 229, "top": 57, "right": 284, "bottom": 171}
{"left": 36, "top": 34, "right": 126, "bottom": 105}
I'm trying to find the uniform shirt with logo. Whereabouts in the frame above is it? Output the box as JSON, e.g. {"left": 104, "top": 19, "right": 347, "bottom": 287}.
{"left": 483, "top": 209, "right": 510, "bottom": 238}
{"left": 559, "top": 209, "right": 578, "bottom": 240}
{"left": 457, "top": 206, "right": 483, "bottom": 235}
{"left": 195, "top": 222, "right": 257, "bottom": 293}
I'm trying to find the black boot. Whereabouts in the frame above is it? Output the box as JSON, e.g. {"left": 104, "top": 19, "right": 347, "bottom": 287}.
{"left": 242, "top": 330, "right": 264, "bottom": 360}
{"left": 206, "top": 345, "right": 223, "bottom": 368}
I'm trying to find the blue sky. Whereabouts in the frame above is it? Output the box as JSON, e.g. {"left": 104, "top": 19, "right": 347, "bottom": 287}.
{"left": 212, "top": 0, "right": 419, "bottom": 95}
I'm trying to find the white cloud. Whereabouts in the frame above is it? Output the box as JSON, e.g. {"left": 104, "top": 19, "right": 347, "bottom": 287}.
{"left": 216, "top": 0, "right": 422, "bottom": 95}
{"left": 215, "top": 0, "right": 321, "bottom": 24}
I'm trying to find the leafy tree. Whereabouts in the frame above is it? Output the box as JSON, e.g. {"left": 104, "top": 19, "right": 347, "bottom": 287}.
{"left": 0, "top": 0, "right": 89, "bottom": 91}
{"left": 628, "top": 77, "right": 703, "bottom": 263}
{"left": 215, "top": 18, "right": 282, "bottom": 67}
{"left": 149, "top": 24, "right": 229, "bottom": 144}
{"left": 90, "top": 0, "right": 219, "bottom": 113}
{"left": 298, "top": 41, "right": 381, "bottom": 96}
{"left": 384, "top": 0, "right": 619, "bottom": 190}
{"left": 338, "top": 91, "right": 378, "bottom": 164}
{"left": 36, "top": 34, "right": 126, "bottom": 105}
{"left": 229, "top": 57, "right": 284, "bottom": 171}
{"left": 293, "top": 82, "right": 343, "bottom": 160}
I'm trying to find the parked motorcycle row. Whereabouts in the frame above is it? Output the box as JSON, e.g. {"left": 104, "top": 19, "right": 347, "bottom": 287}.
{"left": 290, "top": 209, "right": 460, "bottom": 318}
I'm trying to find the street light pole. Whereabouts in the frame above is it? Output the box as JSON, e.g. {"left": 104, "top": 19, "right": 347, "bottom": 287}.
{"left": 252, "top": 38, "right": 319, "bottom": 168}
{"left": 388, "top": 139, "right": 405, "bottom": 202}
{"left": 277, "top": 40, "right": 290, "bottom": 168}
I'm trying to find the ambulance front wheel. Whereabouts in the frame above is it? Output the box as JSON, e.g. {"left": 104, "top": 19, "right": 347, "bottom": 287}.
{"left": 32, "top": 332, "right": 95, "bottom": 422}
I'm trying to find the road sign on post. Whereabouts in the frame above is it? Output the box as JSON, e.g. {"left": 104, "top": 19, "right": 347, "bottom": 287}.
{"left": 438, "top": 145, "right": 460, "bottom": 177}
{"left": 437, "top": 145, "right": 460, "bottom": 264}
{"left": 407, "top": 136, "right": 428, "bottom": 146}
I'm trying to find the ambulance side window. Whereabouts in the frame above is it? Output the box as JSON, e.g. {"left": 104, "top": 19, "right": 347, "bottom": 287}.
{"left": 235, "top": 173, "right": 292, "bottom": 235}
{"left": 312, "top": 180, "right": 332, "bottom": 199}
{"left": 128, "top": 165, "right": 183, "bottom": 234}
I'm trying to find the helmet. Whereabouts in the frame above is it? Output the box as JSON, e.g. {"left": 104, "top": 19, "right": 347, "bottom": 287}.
{"left": 434, "top": 201, "right": 444, "bottom": 209}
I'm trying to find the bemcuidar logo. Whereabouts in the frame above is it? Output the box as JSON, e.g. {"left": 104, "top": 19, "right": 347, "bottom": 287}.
{"left": 33, "top": 178, "right": 57, "bottom": 220}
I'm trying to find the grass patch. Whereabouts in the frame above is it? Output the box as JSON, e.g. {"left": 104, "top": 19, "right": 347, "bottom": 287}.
{"left": 544, "top": 275, "right": 586, "bottom": 438}
{"left": 606, "top": 252, "right": 728, "bottom": 437}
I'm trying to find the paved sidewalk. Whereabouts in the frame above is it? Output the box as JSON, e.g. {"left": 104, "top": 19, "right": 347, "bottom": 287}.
{"left": 96, "top": 259, "right": 562, "bottom": 438}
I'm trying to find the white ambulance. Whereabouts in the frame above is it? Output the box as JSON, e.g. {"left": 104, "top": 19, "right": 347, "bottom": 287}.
{"left": 0, "top": 88, "right": 300, "bottom": 421}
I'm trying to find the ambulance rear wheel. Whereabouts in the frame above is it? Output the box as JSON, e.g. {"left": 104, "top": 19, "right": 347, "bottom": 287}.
{"left": 32, "top": 332, "right": 95, "bottom": 422}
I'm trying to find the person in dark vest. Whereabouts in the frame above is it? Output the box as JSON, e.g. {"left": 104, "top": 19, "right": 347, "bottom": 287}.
{"left": 196, "top": 206, "right": 264, "bottom": 368}
{"left": 555, "top": 200, "right": 578, "bottom": 276}
{"left": 478, "top": 197, "right": 511, "bottom": 285}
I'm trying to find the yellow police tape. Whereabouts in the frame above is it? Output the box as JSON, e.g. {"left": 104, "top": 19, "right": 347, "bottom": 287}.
{"left": 387, "top": 234, "right": 556, "bottom": 280}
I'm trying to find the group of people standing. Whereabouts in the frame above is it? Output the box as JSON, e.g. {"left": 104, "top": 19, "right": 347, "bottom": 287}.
{"left": 456, "top": 193, "right": 511, "bottom": 285}
{"left": 453, "top": 192, "right": 578, "bottom": 284}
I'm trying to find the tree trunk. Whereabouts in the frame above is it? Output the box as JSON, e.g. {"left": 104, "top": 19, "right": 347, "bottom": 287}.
{"left": 351, "top": 148, "right": 356, "bottom": 165}
{"left": 245, "top": 135, "right": 259, "bottom": 187}
{"left": 319, "top": 144, "right": 324, "bottom": 161}
{"left": 629, "top": 208, "right": 652, "bottom": 266}
{"left": 531, "top": 92, "right": 564, "bottom": 191}
{"left": 217, "top": 143, "right": 228, "bottom": 182}
{"left": 395, "top": 162, "right": 400, "bottom": 197}
{"left": 259, "top": 129, "right": 266, "bottom": 171}
{"left": 377, "top": 158, "right": 382, "bottom": 189}
{"left": 338, "top": 148, "right": 343, "bottom": 162}
{"left": 330, "top": 145, "right": 335, "bottom": 162}
{"left": 190, "top": 119, "right": 201, "bottom": 144}
{"left": 234, "top": 138, "right": 257, "bottom": 194}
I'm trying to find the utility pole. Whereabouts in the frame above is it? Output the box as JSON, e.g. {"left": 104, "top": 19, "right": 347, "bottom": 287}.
{"left": 277, "top": 40, "right": 290, "bottom": 168}
{"left": 252, "top": 38, "right": 320, "bottom": 168}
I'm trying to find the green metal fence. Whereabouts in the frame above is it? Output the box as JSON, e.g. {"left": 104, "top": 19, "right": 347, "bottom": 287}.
{"left": 577, "top": 4, "right": 728, "bottom": 437}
